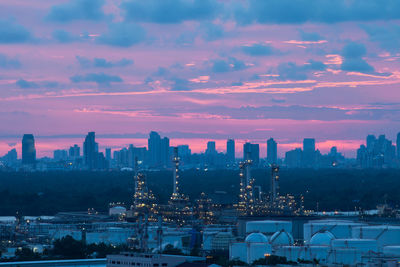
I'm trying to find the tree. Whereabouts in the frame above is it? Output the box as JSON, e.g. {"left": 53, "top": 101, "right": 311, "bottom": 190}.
{"left": 52, "top": 235, "right": 87, "bottom": 259}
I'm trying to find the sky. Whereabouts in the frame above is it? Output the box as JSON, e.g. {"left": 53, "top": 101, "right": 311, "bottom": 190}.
{"left": 1, "top": 0, "right": 400, "bottom": 158}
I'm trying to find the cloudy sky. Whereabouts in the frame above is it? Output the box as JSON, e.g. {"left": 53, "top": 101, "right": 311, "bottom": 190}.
{"left": 1, "top": 0, "right": 400, "bottom": 157}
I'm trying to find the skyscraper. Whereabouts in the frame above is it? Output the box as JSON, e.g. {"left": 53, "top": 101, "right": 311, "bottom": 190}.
{"left": 397, "top": 132, "right": 400, "bottom": 160}
{"left": 83, "top": 132, "right": 97, "bottom": 170}
{"left": 243, "top": 142, "right": 260, "bottom": 166}
{"left": 161, "top": 137, "right": 170, "bottom": 167}
{"left": 206, "top": 141, "right": 216, "bottom": 154}
{"left": 22, "top": 134, "right": 36, "bottom": 165}
{"left": 148, "top": 131, "right": 162, "bottom": 167}
{"left": 105, "top": 148, "right": 111, "bottom": 161}
{"left": 226, "top": 139, "right": 235, "bottom": 163}
{"left": 303, "top": 138, "right": 316, "bottom": 167}
{"left": 69, "top": 144, "right": 80, "bottom": 159}
{"left": 267, "top": 138, "right": 277, "bottom": 164}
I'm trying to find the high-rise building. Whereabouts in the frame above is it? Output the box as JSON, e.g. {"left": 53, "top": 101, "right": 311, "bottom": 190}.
{"left": 83, "top": 132, "right": 97, "bottom": 170}
{"left": 243, "top": 142, "right": 260, "bottom": 166}
{"left": 285, "top": 148, "right": 302, "bottom": 168}
{"left": 148, "top": 131, "right": 162, "bottom": 167}
{"left": 303, "top": 138, "right": 316, "bottom": 167}
{"left": 22, "top": 134, "right": 36, "bottom": 165}
{"left": 161, "top": 137, "right": 170, "bottom": 167}
{"left": 69, "top": 144, "right": 80, "bottom": 159}
{"left": 206, "top": 141, "right": 216, "bottom": 154}
{"left": 105, "top": 148, "right": 111, "bottom": 161}
{"left": 226, "top": 139, "right": 235, "bottom": 163}
{"left": 397, "top": 132, "right": 400, "bottom": 159}
{"left": 267, "top": 138, "right": 277, "bottom": 164}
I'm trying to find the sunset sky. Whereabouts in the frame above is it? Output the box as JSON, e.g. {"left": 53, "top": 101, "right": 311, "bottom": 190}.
{"left": 1, "top": 0, "right": 400, "bottom": 157}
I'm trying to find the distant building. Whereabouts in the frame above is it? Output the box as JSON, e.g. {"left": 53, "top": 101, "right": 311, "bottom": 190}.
{"left": 226, "top": 139, "right": 235, "bottom": 163}
{"left": 148, "top": 131, "right": 162, "bottom": 167}
{"left": 22, "top": 134, "right": 36, "bottom": 165}
{"left": 267, "top": 138, "right": 277, "bottom": 164}
{"left": 161, "top": 137, "right": 170, "bottom": 167}
{"left": 69, "top": 144, "right": 80, "bottom": 159}
{"left": 83, "top": 132, "right": 98, "bottom": 170}
{"left": 302, "top": 138, "right": 316, "bottom": 167}
{"left": 53, "top": 149, "right": 68, "bottom": 161}
{"left": 397, "top": 133, "right": 400, "bottom": 160}
{"left": 285, "top": 148, "right": 302, "bottom": 168}
{"left": 105, "top": 148, "right": 111, "bottom": 161}
{"left": 243, "top": 142, "right": 260, "bottom": 166}
{"left": 2, "top": 148, "right": 17, "bottom": 166}
{"left": 357, "top": 134, "right": 396, "bottom": 168}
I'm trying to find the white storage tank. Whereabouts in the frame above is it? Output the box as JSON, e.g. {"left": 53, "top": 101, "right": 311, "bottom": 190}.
{"left": 246, "top": 220, "right": 292, "bottom": 235}
{"left": 352, "top": 226, "right": 400, "bottom": 248}
{"left": 275, "top": 245, "right": 329, "bottom": 263}
{"left": 331, "top": 239, "right": 378, "bottom": 253}
{"left": 304, "top": 220, "right": 365, "bottom": 242}
{"left": 327, "top": 248, "right": 362, "bottom": 265}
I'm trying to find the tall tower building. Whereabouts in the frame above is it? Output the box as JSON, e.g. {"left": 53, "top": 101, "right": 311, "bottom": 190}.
{"left": 161, "top": 137, "right": 170, "bottom": 167}
{"left": 206, "top": 141, "right": 216, "bottom": 154}
{"left": 397, "top": 132, "right": 400, "bottom": 160}
{"left": 243, "top": 142, "right": 260, "bottom": 166}
{"left": 22, "top": 134, "right": 36, "bottom": 165}
{"left": 83, "top": 132, "right": 97, "bottom": 170}
{"left": 148, "top": 131, "right": 161, "bottom": 167}
{"left": 226, "top": 139, "right": 235, "bottom": 163}
{"left": 105, "top": 148, "right": 111, "bottom": 161}
{"left": 267, "top": 138, "right": 277, "bottom": 164}
{"left": 303, "top": 138, "right": 316, "bottom": 167}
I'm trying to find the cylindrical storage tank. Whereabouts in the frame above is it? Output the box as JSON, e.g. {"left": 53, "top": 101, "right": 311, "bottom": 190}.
{"left": 246, "top": 220, "right": 292, "bottom": 235}
{"left": 383, "top": 246, "right": 400, "bottom": 257}
{"left": 275, "top": 246, "right": 303, "bottom": 262}
{"left": 352, "top": 226, "right": 400, "bottom": 248}
{"left": 304, "top": 220, "right": 365, "bottom": 242}
{"left": 331, "top": 239, "right": 378, "bottom": 253}
{"left": 327, "top": 248, "right": 361, "bottom": 265}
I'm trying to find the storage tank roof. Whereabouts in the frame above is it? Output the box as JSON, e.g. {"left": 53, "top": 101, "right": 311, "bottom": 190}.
{"left": 245, "top": 232, "right": 269, "bottom": 243}
{"left": 310, "top": 231, "right": 335, "bottom": 245}
{"left": 270, "top": 230, "right": 294, "bottom": 246}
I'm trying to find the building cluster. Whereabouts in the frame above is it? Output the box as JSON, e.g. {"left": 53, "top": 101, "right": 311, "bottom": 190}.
{"left": 357, "top": 134, "right": 400, "bottom": 168}
{"left": 3, "top": 132, "right": 400, "bottom": 171}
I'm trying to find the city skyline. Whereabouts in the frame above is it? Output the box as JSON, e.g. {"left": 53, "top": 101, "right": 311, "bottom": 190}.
{"left": 1, "top": 1, "right": 400, "bottom": 158}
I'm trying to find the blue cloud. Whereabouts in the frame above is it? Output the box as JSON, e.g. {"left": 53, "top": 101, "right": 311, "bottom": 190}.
{"left": 97, "top": 23, "right": 146, "bottom": 47}
{"left": 47, "top": 0, "right": 106, "bottom": 22}
{"left": 234, "top": 0, "right": 400, "bottom": 25}
{"left": 298, "top": 30, "right": 325, "bottom": 41}
{"left": 76, "top": 56, "right": 133, "bottom": 68}
{"left": 241, "top": 43, "right": 275, "bottom": 56}
{"left": 52, "top": 30, "right": 77, "bottom": 43}
{"left": 340, "top": 42, "right": 374, "bottom": 73}
{"left": 362, "top": 24, "right": 400, "bottom": 54}
{"left": 277, "top": 60, "right": 326, "bottom": 80}
{"left": 16, "top": 79, "right": 39, "bottom": 89}
{"left": 0, "top": 54, "right": 21, "bottom": 69}
{"left": 200, "top": 23, "right": 224, "bottom": 41}
{"left": 122, "top": 0, "right": 220, "bottom": 24}
{"left": 170, "top": 77, "right": 190, "bottom": 91}
{"left": 70, "top": 73, "right": 123, "bottom": 85}
{"left": 211, "top": 57, "right": 247, "bottom": 73}
{"left": 0, "top": 20, "right": 31, "bottom": 44}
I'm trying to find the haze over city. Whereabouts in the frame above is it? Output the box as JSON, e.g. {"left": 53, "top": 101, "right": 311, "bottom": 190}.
{"left": 1, "top": 0, "right": 400, "bottom": 158}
